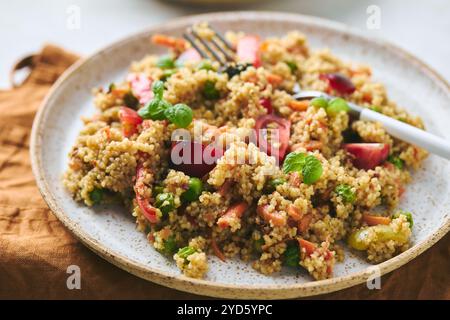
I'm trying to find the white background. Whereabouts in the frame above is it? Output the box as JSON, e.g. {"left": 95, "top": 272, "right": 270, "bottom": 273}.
{"left": 0, "top": 0, "right": 449, "bottom": 89}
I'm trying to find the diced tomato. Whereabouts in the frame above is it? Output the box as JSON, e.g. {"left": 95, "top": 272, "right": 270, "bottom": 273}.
{"left": 126, "top": 73, "right": 153, "bottom": 105}
{"left": 217, "top": 202, "right": 248, "bottom": 229}
{"left": 259, "top": 98, "right": 273, "bottom": 114}
{"left": 237, "top": 35, "right": 262, "bottom": 68}
{"left": 362, "top": 213, "right": 391, "bottom": 226}
{"left": 255, "top": 114, "right": 291, "bottom": 163}
{"left": 177, "top": 48, "right": 202, "bottom": 64}
{"left": 298, "top": 214, "right": 312, "bottom": 233}
{"left": 218, "top": 179, "right": 233, "bottom": 197}
{"left": 319, "top": 73, "right": 355, "bottom": 95}
{"left": 170, "top": 140, "right": 223, "bottom": 178}
{"left": 118, "top": 107, "right": 143, "bottom": 137}
{"left": 257, "top": 205, "right": 287, "bottom": 226}
{"left": 211, "top": 238, "right": 226, "bottom": 262}
{"left": 343, "top": 143, "right": 390, "bottom": 170}
{"left": 287, "top": 204, "right": 302, "bottom": 221}
{"left": 297, "top": 238, "right": 316, "bottom": 256}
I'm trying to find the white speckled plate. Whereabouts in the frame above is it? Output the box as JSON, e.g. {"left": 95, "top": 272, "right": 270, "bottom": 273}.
{"left": 31, "top": 12, "right": 450, "bottom": 299}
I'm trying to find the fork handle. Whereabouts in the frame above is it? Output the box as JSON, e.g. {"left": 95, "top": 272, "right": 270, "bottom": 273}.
{"left": 360, "top": 108, "right": 450, "bottom": 160}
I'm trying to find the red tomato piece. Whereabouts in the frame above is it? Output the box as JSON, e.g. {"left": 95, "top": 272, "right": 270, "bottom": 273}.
{"left": 343, "top": 143, "right": 390, "bottom": 170}
{"left": 237, "top": 35, "right": 262, "bottom": 68}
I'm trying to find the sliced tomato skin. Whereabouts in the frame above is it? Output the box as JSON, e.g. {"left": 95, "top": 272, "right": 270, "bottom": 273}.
{"left": 237, "top": 35, "right": 262, "bottom": 68}
{"left": 127, "top": 73, "right": 153, "bottom": 105}
{"left": 134, "top": 165, "right": 159, "bottom": 224}
{"left": 259, "top": 98, "right": 273, "bottom": 114}
{"left": 170, "top": 140, "right": 223, "bottom": 178}
{"left": 319, "top": 73, "right": 355, "bottom": 95}
{"left": 343, "top": 143, "right": 390, "bottom": 170}
{"left": 255, "top": 114, "right": 291, "bottom": 162}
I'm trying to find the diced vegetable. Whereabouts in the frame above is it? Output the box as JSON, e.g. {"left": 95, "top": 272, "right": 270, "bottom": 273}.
{"left": 335, "top": 184, "right": 356, "bottom": 204}
{"left": 123, "top": 92, "right": 140, "bottom": 109}
{"left": 118, "top": 107, "right": 143, "bottom": 137}
{"left": 310, "top": 97, "right": 328, "bottom": 109}
{"left": 176, "top": 48, "right": 201, "bottom": 64}
{"left": 284, "top": 242, "right": 300, "bottom": 267}
{"left": 181, "top": 177, "right": 203, "bottom": 202}
{"left": 253, "top": 237, "right": 264, "bottom": 253}
{"left": 217, "top": 202, "right": 248, "bottom": 229}
{"left": 197, "top": 60, "right": 214, "bottom": 71}
{"left": 284, "top": 60, "right": 298, "bottom": 73}
{"left": 177, "top": 246, "right": 196, "bottom": 260}
{"left": 236, "top": 35, "right": 262, "bottom": 68}
{"left": 127, "top": 73, "right": 153, "bottom": 105}
{"left": 326, "top": 97, "right": 350, "bottom": 115}
{"left": 255, "top": 114, "right": 291, "bottom": 162}
{"left": 154, "top": 192, "right": 175, "bottom": 215}
{"left": 348, "top": 224, "right": 409, "bottom": 251}
{"left": 266, "top": 73, "right": 283, "bottom": 86}
{"left": 259, "top": 98, "right": 273, "bottom": 114}
{"left": 297, "top": 238, "right": 316, "bottom": 256}
{"left": 343, "top": 143, "right": 390, "bottom": 170}
{"left": 170, "top": 140, "right": 223, "bottom": 178}
{"left": 362, "top": 213, "right": 391, "bottom": 226}
{"left": 89, "top": 188, "right": 104, "bottom": 205}
{"left": 388, "top": 155, "right": 404, "bottom": 170}
{"left": 134, "top": 165, "right": 159, "bottom": 224}
{"left": 156, "top": 55, "right": 176, "bottom": 69}
{"left": 161, "top": 235, "right": 177, "bottom": 256}
{"left": 202, "top": 80, "right": 220, "bottom": 100}
{"left": 264, "top": 177, "right": 286, "bottom": 194}
{"left": 223, "top": 63, "right": 251, "bottom": 79}
{"left": 287, "top": 204, "right": 302, "bottom": 221}
{"left": 370, "top": 105, "right": 381, "bottom": 113}
{"left": 319, "top": 73, "right": 356, "bottom": 95}
{"left": 288, "top": 100, "right": 309, "bottom": 111}
{"left": 257, "top": 205, "right": 286, "bottom": 226}
{"left": 151, "top": 34, "right": 186, "bottom": 51}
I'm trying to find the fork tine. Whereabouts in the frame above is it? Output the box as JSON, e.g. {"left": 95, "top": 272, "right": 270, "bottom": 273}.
{"left": 183, "top": 32, "right": 209, "bottom": 60}
{"left": 209, "top": 36, "right": 234, "bottom": 62}
{"left": 190, "top": 29, "right": 227, "bottom": 65}
{"left": 210, "top": 26, "right": 234, "bottom": 52}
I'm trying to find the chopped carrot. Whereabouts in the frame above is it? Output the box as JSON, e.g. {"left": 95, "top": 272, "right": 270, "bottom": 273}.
{"left": 287, "top": 204, "right": 302, "bottom": 221}
{"left": 297, "top": 238, "right": 316, "bottom": 256}
{"left": 259, "top": 40, "right": 271, "bottom": 52}
{"left": 159, "top": 227, "right": 172, "bottom": 240}
{"left": 111, "top": 88, "right": 128, "bottom": 98}
{"left": 266, "top": 73, "right": 283, "bottom": 86}
{"left": 298, "top": 214, "right": 312, "bottom": 233}
{"left": 288, "top": 100, "right": 309, "bottom": 111}
{"left": 151, "top": 34, "right": 186, "bottom": 51}
{"left": 217, "top": 201, "right": 248, "bottom": 229}
{"left": 257, "top": 205, "right": 287, "bottom": 226}
{"left": 211, "top": 238, "right": 226, "bottom": 262}
{"left": 362, "top": 213, "right": 391, "bottom": 226}
{"left": 218, "top": 179, "right": 233, "bottom": 197}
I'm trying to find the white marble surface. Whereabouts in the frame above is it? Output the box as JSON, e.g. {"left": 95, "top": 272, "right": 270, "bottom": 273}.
{"left": 1, "top": 0, "right": 449, "bottom": 88}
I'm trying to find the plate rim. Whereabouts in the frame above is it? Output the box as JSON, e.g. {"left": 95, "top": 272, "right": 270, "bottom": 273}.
{"left": 30, "top": 11, "right": 450, "bottom": 299}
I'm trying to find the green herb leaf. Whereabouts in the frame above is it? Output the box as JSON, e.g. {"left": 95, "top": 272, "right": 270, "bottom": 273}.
{"left": 264, "top": 177, "right": 286, "bottom": 194}
{"left": 283, "top": 152, "right": 323, "bottom": 185}
{"left": 335, "top": 184, "right": 356, "bottom": 204}
{"left": 156, "top": 55, "right": 176, "bottom": 70}
{"left": 284, "top": 242, "right": 300, "bottom": 267}
{"left": 138, "top": 99, "right": 171, "bottom": 120}
{"left": 107, "top": 83, "right": 116, "bottom": 93}
{"left": 388, "top": 155, "right": 404, "bottom": 170}
{"left": 282, "top": 152, "right": 307, "bottom": 174}
{"left": 164, "top": 103, "right": 193, "bottom": 128}
{"left": 161, "top": 69, "right": 177, "bottom": 81}
{"left": 302, "top": 155, "right": 323, "bottom": 185}
{"left": 327, "top": 97, "right": 350, "bottom": 116}
{"left": 253, "top": 237, "right": 265, "bottom": 253}
{"left": 202, "top": 80, "right": 220, "bottom": 100}
{"left": 284, "top": 60, "right": 298, "bottom": 73}
{"left": 152, "top": 80, "right": 165, "bottom": 100}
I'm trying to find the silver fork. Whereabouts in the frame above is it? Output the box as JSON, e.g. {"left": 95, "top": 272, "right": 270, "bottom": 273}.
{"left": 183, "top": 26, "right": 450, "bottom": 160}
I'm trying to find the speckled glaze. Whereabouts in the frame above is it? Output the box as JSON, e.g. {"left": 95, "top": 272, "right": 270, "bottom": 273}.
{"left": 30, "top": 12, "right": 450, "bottom": 299}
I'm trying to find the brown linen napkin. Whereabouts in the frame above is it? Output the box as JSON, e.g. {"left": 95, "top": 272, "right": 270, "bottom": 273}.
{"left": 0, "top": 45, "right": 448, "bottom": 300}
